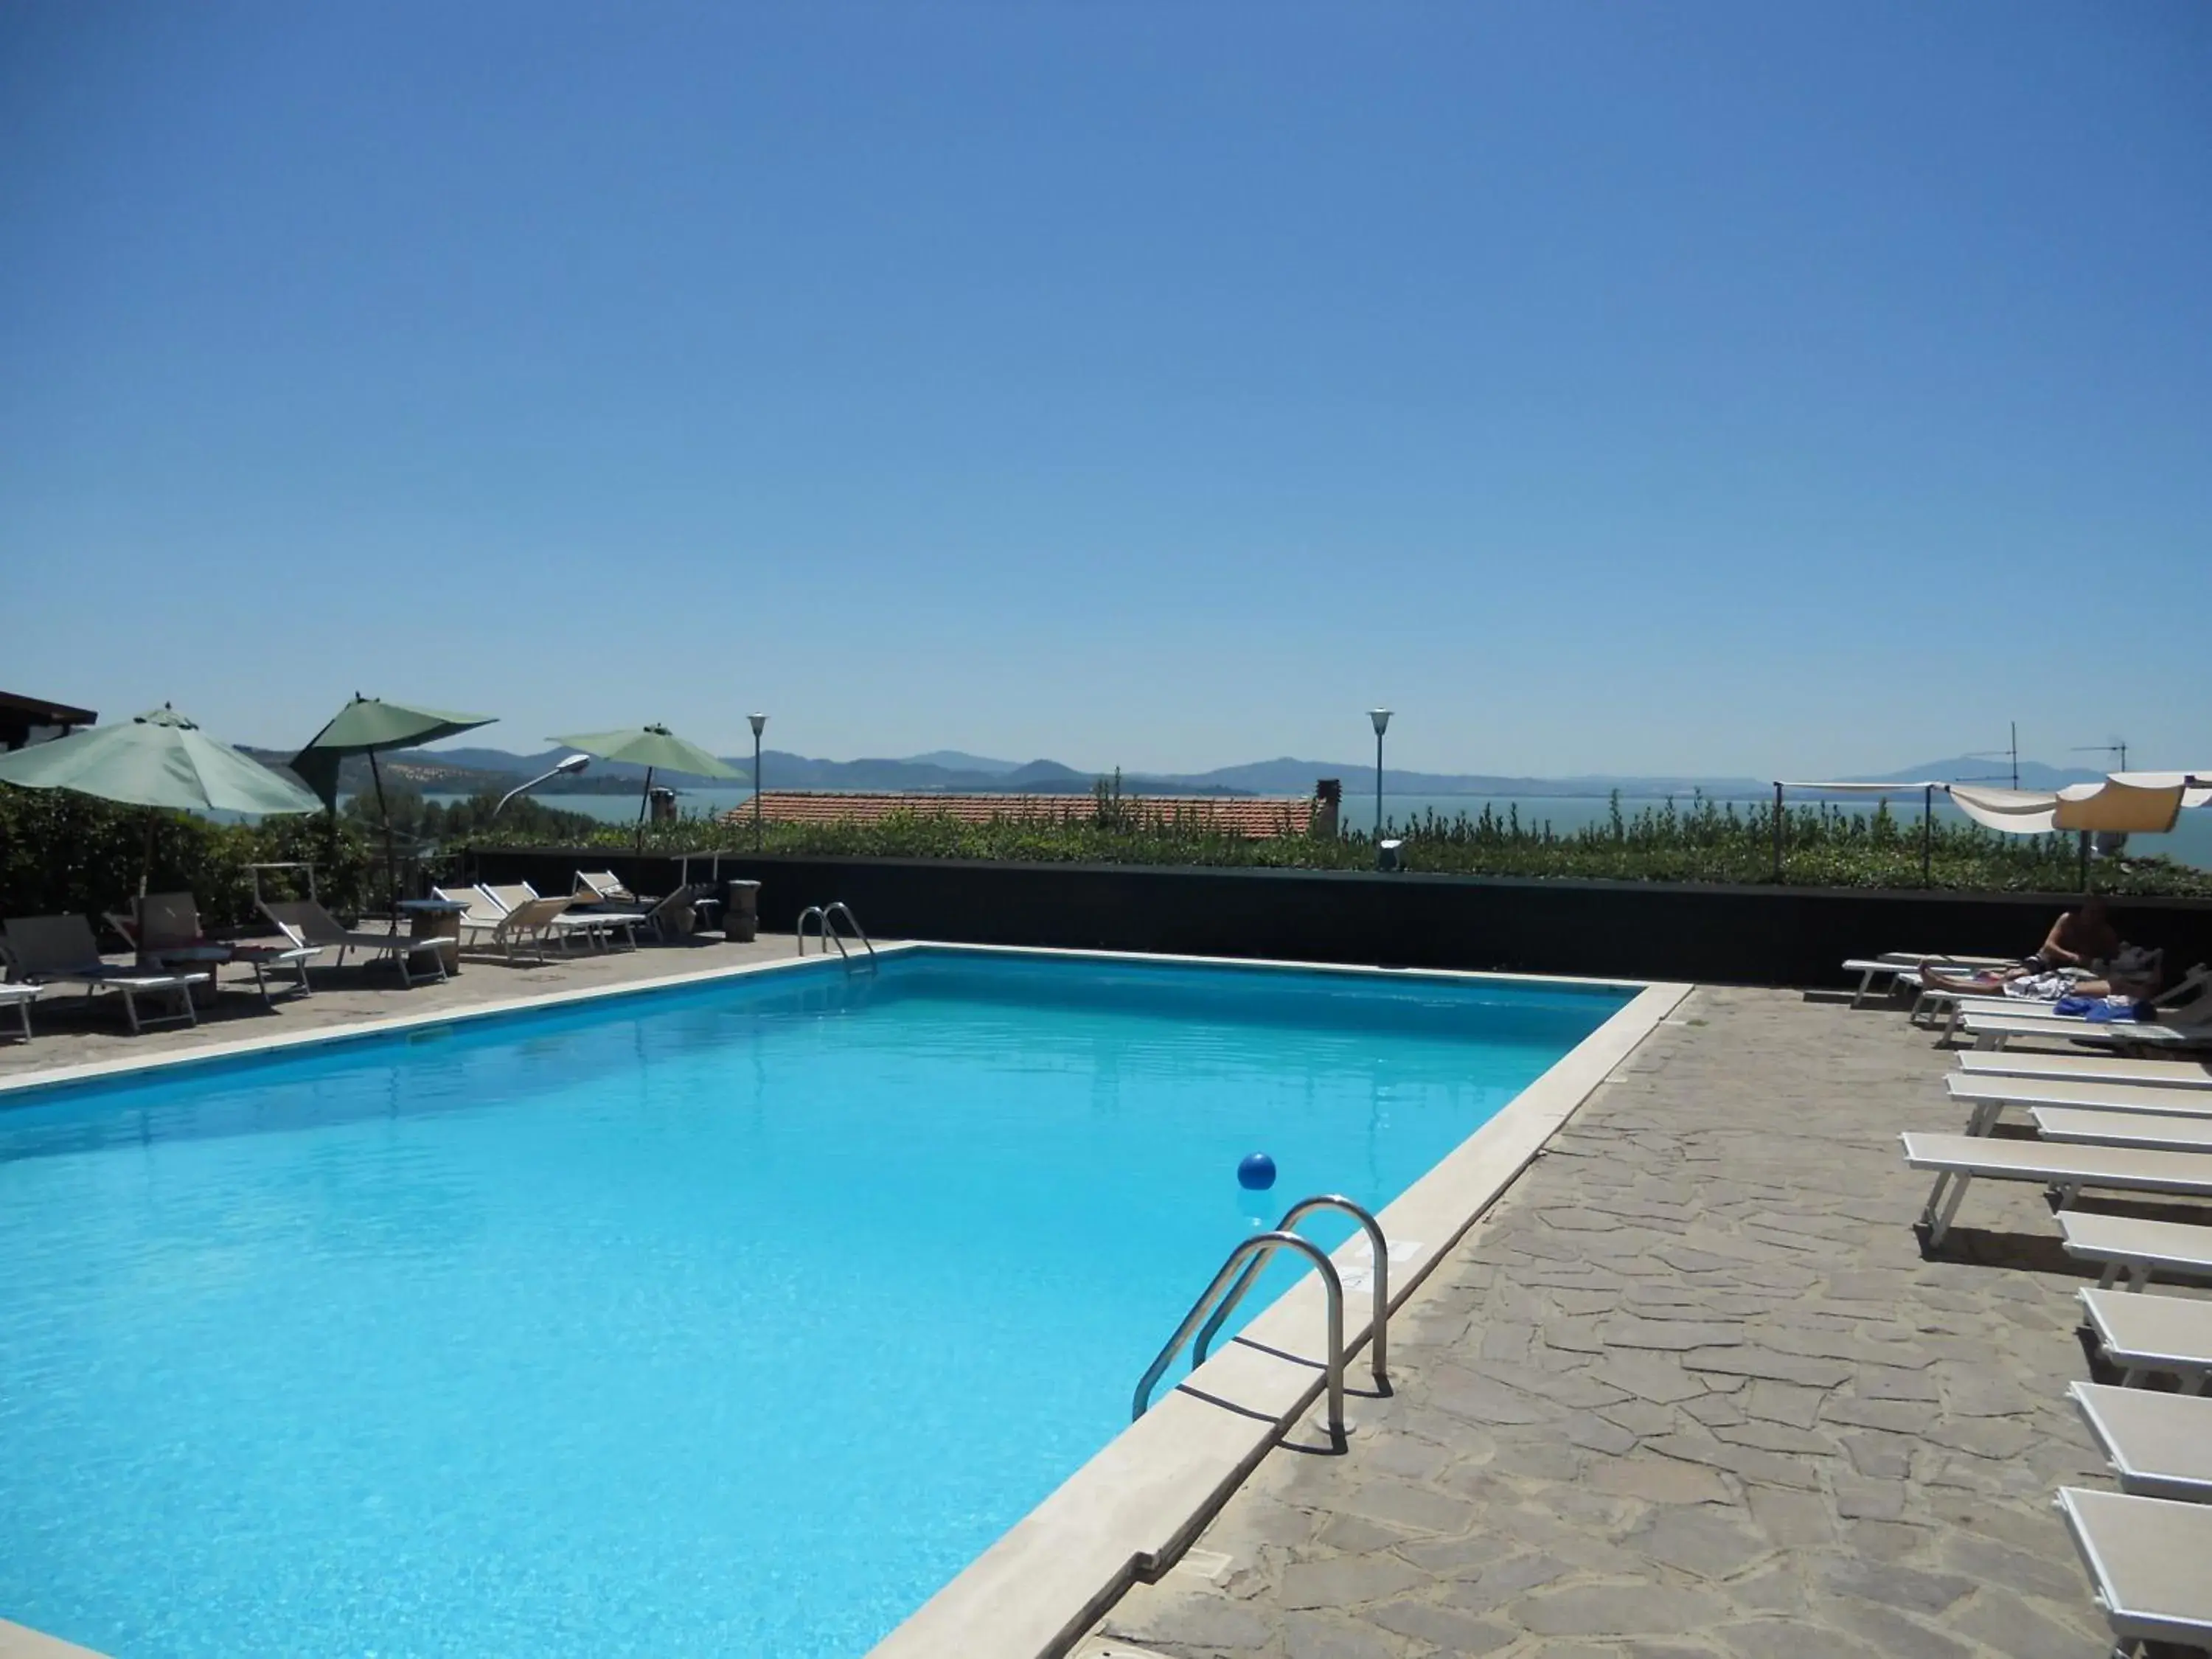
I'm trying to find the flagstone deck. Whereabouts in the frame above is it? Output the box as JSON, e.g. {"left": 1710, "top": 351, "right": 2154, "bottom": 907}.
{"left": 1096, "top": 986, "right": 2210, "bottom": 1659}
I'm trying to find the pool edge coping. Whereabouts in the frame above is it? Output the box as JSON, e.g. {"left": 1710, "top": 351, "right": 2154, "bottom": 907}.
{"left": 0, "top": 946, "right": 921, "bottom": 1101}
{"left": 0, "top": 1615, "right": 104, "bottom": 1658}
{"left": 864, "top": 973, "right": 1692, "bottom": 1659}
{"left": 0, "top": 945, "right": 1635, "bottom": 1103}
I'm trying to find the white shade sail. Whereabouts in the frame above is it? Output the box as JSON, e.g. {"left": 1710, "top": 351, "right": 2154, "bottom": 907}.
{"left": 1776, "top": 773, "right": 2209, "bottom": 836}
{"left": 1935, "top": 776, "right": 2206, "bottom": 836}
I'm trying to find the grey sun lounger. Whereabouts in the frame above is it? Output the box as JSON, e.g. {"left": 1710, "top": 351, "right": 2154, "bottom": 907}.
{"left": 1947, "top": 1074, "right": 2212, "bottom": 1136}
{"left": 1899, "top": 1131, "right": 2212, "bottom": 1248}
{"left": 1, "top": 915, "right": 209, "bottom": 1034}
{"left": 1957, "top": 1051, "right": 2212, "bottom": 1090}
{"left": 258, "top": 900, "right": 449, "bottom": 988}
{"left": 2072, "top": 1382, "right": 2212, "bottom": 1503}
{"left": 2056, "top": 1486, "right": 2212, "bottom": 1655}
{"left": 2079, "top": 1287, "right": 2212, "bottom": 1394}
{"left": 2061, "top": 1212, "right": 2212, "bottom": 1292}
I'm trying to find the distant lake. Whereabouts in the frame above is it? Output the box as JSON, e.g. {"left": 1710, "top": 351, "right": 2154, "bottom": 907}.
{"left": 386, "top": 787, "right": 2212, "bottom": 871}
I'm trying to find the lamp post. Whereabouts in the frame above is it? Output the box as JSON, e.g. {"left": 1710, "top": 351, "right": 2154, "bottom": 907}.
{"left": 748, "top": 713, "right": 767, "bottom": 852}
{"left": 1368, "top": 709, "right": 1391, "bottom": 841}
{"left": 491, "top": 753, "right": 590, "bottom": 818}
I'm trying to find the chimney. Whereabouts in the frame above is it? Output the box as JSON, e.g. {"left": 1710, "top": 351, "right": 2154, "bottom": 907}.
{"left": 1312, "top": 778, "right": 1341, "bottom": 838}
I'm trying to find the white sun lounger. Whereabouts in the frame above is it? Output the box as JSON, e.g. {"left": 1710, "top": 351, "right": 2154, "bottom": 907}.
{"left": 1843, "top": 958, "right": 1923, "bottom": 1009}
{"left": 1900, "top": 1131, "right": 2212, "bottom": 1247}
{"left": 1960, "top": 1009, "right": 2211, "bottom": 1052}
{"left": 1947, "top": 1074, "right": 2212, "bottom": 1136}
{"left": 479, "top": 884, "right": 636, "bottom": 953}
{"left": 2031, "top": 1107, "right": 2212, "bottom": 1156}
{"left": 2056, "top": 1486, "right": 2212, "bottom": 1655}
{"left": 2079, "top": 1287, "right": 2212, "bottom": 1394}
{"left": 1957, "top": 1051, "right": 2212, "bottom": 1091}
{"left": 259, "top": 900, "right": 449, "bottom": 988}
{"left": 1935, "top": 964, "right": 2212, "bottom": 1043}
{"left": 2072, "top": 1382, "right": 2212, "bottom": 1502}
{"left": 2061, "top": 1213, "right": 2212, "bottom": 1292}
{"left": 546, "top": 881, "right": 700, "bottom": 945}
{"left": 1841, "top": 953, "right": 2015, "bottom": 1011}
{"left": 0, "top": 981, "right": 36, "bottom": 1041}
{"left": 575, "top": 869, "right": 653, "bottom": 905}
{"left": 431, "top": 886, "right": 568, "bottom": 964}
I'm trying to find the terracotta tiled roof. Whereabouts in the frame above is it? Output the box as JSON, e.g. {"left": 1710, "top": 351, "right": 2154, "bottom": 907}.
{"left": 724, "top": 791, "right": 1317, "bottom": 839}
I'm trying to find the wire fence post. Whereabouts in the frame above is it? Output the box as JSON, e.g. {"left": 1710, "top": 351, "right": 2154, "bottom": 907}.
{"left": 1770, "top": 782, "right": 1784, "bottom": 883}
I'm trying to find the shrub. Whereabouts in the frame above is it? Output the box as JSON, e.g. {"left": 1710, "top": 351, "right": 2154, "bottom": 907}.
{"left": 0, "top": 790, "right": 377, "bottom": 933}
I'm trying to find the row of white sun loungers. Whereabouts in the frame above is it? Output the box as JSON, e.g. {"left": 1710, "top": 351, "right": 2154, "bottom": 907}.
{"left": 1895, "top": 1037, "right": 2212, "bottom": 1651}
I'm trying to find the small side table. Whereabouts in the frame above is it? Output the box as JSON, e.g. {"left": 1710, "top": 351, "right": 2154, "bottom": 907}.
{"left": 397, "top": 898, "right": 470, "bottom": 976}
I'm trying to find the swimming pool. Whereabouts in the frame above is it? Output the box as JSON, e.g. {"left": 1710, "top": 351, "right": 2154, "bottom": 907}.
{"left": 0, "top": 948, "right": 1634, "bottom": 1658}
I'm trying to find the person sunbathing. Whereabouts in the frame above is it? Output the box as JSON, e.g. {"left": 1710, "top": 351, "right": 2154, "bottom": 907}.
{"left": 2037, "top": 896, "right": 2119, "bottom": 970}
{"left": 1917, "top": 960, "right": 2112, "bottom": 999}
{"left": 1918, "top": 898, "right": 2125, "bottom": 999}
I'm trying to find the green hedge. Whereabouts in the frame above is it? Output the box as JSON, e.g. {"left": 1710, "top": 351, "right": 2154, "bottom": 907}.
{"left": 459, "top": 791, "right": 2212, "bottom": 896}
{"left": 0, "top": 790, "right": 377, "bottom": 934}
{"left": 9, "top": 789, "right": 2203, "bottom": 931}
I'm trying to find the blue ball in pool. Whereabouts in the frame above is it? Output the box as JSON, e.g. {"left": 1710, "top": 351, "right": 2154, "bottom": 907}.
{"left": 1237, "top": 1152, "right": 1278, "bottom": 1192}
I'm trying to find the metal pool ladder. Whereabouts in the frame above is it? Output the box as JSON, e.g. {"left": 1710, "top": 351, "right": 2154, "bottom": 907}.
{"left": 1133, "top": 1195, "right": 1391, "bottom": 1450}
{"left": 796, "top": 901, "right": 877, "bottom": 968}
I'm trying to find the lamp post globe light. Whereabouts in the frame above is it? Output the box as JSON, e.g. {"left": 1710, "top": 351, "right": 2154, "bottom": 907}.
{"left": 748, "top": 714, "right": 768, "bottom": 851}
{"left": 1368, "top": 709, "right": 1391, "bottom": 841}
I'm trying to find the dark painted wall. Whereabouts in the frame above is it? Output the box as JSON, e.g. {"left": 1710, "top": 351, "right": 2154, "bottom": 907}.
{"left": 467, "top": 848, "right": 2212, "bottom": 990}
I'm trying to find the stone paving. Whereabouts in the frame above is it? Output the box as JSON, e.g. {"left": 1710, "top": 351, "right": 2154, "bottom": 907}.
{"left": 1098, "top": 985, "right": 2212, "bottom": 1659}
{"left": 0, "top": 929, "right": 824, "bottom": 1081}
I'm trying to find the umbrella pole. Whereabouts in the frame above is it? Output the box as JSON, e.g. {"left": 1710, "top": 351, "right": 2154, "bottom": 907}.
{"left": 372, "top": 750, "right": 400, "bottom": 932}
{"left": 636, "top": 766, "right": 654, "bottom": 852}
{"left": 140, "top": 810, "right": 156, "bottom": 900}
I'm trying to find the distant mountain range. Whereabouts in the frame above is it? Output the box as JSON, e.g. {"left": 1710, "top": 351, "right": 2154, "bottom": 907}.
{"left": 242, "top": 743, "right": 2126, "bottom": 803}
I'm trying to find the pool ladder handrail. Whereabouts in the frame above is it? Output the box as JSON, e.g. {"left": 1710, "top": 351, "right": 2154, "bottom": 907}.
{"left": 1133, "top": 1195, "right": 1390, "bottom": 1449}
{"left": 796, "top": 901, "right": 877, "bottom": 967}
{"left": 1194, "top": 1194, "right": 1390, "bottom": 1392}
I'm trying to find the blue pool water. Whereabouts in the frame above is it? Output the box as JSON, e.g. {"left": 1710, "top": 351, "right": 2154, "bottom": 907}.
{"left": 0, "top": 950, "right": 1630, "bottom": 1658}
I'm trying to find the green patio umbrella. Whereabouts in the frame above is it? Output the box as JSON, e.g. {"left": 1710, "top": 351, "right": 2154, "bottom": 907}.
{"left": 0, "top": 704, "right": 324, "bottom": 891}
{"left": 549, "top": 724, "right": 740, "bottom": 845}
{"left": 293, "top": 694, "right": 495, "bottom": 917}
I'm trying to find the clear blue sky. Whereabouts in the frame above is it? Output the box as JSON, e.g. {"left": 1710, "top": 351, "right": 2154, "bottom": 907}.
{"left": 4, "top": 2, "right": 2206, "bottom": 778}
